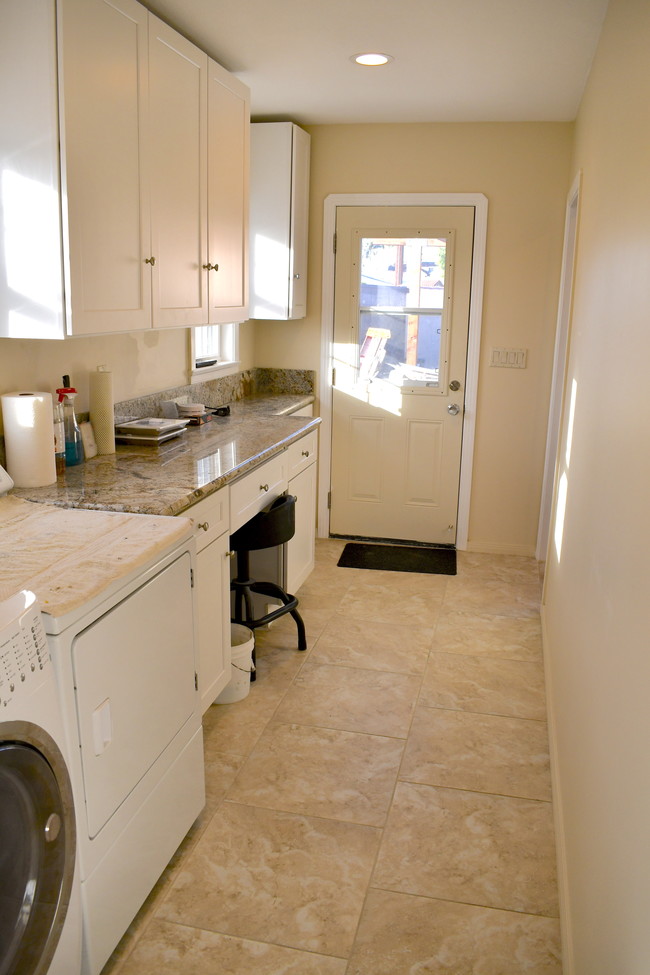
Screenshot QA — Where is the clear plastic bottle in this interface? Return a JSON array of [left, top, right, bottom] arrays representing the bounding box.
[[53, 398, 66, 475], [55, 376, 84, 467]]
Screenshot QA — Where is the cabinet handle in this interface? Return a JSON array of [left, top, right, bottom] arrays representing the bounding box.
[[202, 263, 219, 271], [144, 256, 156, 266], [294, 273, 301, 279], [301, 449, 310, 457], [260, 483, 269, 492], [197, 521, 209, 532], [226, 550, 235, 558]]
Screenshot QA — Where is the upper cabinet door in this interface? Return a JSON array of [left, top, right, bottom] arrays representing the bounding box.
[[59, 0, 152, 335], [249, 122, 311, 321], [148, 17, 208, 329], [207, 59, 250, 324], [287, 125, 310, 320], [0, 0, 65, 340]]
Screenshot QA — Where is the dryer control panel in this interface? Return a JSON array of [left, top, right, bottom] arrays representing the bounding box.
[[0, 589, 50, 709]]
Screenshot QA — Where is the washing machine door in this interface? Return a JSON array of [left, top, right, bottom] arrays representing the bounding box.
[[0, 722, 76, 975]]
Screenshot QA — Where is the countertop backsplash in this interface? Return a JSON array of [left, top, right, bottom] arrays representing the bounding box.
[[114, 368, 314, 421]]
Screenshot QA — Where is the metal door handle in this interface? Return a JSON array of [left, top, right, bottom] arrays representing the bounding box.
[[449, 380, 461, 391], [447, 403, 461, 415]]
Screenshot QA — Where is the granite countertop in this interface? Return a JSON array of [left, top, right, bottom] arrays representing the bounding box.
[[12, 395, 319, 517]]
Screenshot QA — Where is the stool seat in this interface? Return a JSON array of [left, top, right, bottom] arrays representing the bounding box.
[[230, 495, 307, 677]]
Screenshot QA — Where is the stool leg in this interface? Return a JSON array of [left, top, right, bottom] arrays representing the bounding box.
[[291, 607, 307, 651]]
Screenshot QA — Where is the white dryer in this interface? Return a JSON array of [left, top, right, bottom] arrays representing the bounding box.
[[0, 589, 82, 975]]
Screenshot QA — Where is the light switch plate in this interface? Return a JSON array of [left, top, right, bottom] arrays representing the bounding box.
[[490, 347, 528, 368]]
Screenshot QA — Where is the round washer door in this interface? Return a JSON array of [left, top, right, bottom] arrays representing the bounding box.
[[0, 722, 76, 975]]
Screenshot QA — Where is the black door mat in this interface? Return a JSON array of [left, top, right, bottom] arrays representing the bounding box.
[[337, 542, 457, 575]]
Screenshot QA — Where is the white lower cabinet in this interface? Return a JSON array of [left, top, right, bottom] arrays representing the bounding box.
[[286, 460, 317, 594], [186, 488, 231, 712], [285, 428, 319, 594]]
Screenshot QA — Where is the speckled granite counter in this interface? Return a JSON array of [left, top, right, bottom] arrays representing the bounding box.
[[13, 396, 320, 517]]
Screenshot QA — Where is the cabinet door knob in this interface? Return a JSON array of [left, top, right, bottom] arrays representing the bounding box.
[[260, 483, 269, 492], [202, 263, 219, 271], [293, 273, 300, 279], [197, 521, 209, 532], [144, 256, 156, 266], [226, 550, 236, 558], [301, 449, 310, 457]]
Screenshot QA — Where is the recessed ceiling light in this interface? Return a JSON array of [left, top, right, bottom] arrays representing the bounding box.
[[352, 52, 393, 66]]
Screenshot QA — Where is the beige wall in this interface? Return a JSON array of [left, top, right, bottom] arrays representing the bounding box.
[[542, 0, 650, 971], [0, 320, 256, 422], [254, 122, 573, 553]]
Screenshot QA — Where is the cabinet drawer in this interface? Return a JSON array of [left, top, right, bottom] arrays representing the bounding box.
[[184, 487, 230, 552], [230, 452, 288, 533], [287, 429, 318, 480]]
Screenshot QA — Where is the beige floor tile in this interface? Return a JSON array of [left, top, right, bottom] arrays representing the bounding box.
[[337, 580, 445, 627], [420, 651, 547, 720], [297, 561, 360, 598], [314, 537, 348, 564], [274, 660, 420, 737], [373, 781, 558, 916], [227, 721, 404, 826], [157, 801, 380, 956], [202, 694, 279, 756], [311, 614, 433, 674], [202, 738, 249, 810], [400, 707, 552, 800], [116, 919, 348, 975], [443, 576, 541, 618], [433, 610, 543, 661], [456, 552, 542, 586], [347, 889, 562, 975]]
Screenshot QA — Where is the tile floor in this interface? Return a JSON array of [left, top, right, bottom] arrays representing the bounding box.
[[102, 540, 562, 974]]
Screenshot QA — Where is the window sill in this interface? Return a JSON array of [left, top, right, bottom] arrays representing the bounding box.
[[190, 360, 240, 385]]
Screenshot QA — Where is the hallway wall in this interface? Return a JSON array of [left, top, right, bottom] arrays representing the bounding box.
[[542, 0, 650, 970]]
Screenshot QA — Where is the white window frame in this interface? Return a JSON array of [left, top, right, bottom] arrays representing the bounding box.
[[189, 323, 240, 383]]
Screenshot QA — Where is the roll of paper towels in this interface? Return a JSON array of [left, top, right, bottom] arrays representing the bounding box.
[[1, 391, 57, 487], [89, 365, 115, 454]]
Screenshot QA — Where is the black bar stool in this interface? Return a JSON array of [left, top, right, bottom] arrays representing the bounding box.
[[230, 494, 307, 679]]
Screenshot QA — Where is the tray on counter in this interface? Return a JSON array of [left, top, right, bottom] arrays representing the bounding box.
[[114, 418, 190, 444]]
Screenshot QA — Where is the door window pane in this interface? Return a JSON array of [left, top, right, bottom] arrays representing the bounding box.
[[358, 236, 447, 387]]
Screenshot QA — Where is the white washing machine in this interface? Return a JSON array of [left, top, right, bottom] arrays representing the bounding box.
[[0, 588, 82, 975]]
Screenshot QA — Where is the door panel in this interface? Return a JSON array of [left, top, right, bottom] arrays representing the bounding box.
[[330, 206, 474, 545]]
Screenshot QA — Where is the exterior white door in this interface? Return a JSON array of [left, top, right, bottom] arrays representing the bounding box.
[[330, 205, 474, 545]]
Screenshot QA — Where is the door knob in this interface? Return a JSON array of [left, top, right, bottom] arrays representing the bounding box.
[[449, 380, 461, 391], [447, 403, 461, 415]]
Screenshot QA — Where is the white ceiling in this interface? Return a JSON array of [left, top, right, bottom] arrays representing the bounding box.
[[143, 0, 609, 125]]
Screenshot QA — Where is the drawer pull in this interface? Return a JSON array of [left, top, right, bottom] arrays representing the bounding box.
[[260, 483, 269, 492], [301, 450, 310, 457], [197, 521, 209, 532], [226, 550, 236, 558]]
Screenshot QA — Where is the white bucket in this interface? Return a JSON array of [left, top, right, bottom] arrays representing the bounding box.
[[215, 624, 255, 704]]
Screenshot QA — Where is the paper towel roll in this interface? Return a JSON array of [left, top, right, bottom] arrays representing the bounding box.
[[89, 365, 115, 455], [1, 392, 57, 487]]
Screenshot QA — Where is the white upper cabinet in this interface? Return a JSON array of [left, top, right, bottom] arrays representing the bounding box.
[[0, 1, 64, 339], [0, 0, 249, 338], [58, 0, 152, 335], [148, 17, 208, 329], [249, 122, 310, 321], [207, 59, 250, 324]]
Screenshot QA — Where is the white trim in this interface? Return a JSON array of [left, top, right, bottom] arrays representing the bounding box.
[[536, 171, 582, 561], [317, 192, 488, 549]]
